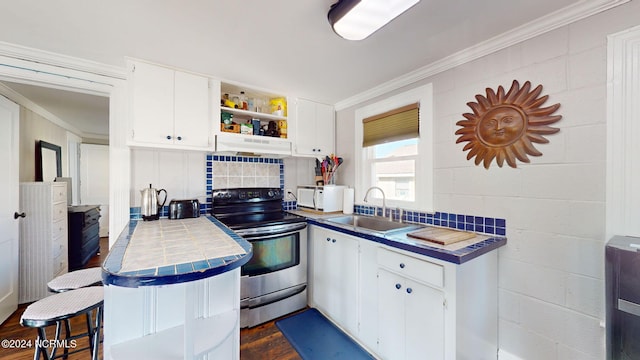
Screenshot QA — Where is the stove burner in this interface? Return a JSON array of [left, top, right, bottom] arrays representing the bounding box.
[[211, 187, 305, 229]]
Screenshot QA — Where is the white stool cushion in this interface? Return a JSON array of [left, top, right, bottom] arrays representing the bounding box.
[[47, 267, 103, 292], [21, 287, 104, 323]]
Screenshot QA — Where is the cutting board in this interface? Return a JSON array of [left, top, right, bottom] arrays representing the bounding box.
[[407, 227, 476, 245]]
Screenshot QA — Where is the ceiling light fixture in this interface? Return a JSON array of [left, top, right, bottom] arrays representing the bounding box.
[[328, 0, 421, 41]]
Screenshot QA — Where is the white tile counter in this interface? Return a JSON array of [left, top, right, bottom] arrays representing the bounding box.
[[101, 216, 252, 360]]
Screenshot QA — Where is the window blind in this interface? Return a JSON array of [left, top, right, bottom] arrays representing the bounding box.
[[362, 103, 419, 147]]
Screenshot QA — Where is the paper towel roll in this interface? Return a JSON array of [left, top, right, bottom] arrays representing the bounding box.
[[343, 188, 354, 214]]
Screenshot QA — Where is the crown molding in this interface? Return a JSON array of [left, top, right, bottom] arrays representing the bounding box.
[[335, 0, 630, 111], [0, 41, 126, 80]]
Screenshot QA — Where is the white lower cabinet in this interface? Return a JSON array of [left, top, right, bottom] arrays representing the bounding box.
[[310, 226, 359, 335], [377, 269, 444, 360], [309, 225, 498, 360]]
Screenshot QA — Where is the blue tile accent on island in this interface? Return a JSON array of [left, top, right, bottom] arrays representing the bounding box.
[[102, 216, 253, 288]]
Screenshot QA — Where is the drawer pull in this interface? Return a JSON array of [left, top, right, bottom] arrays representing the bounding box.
[[14, 212, 26, 219], [395, 283, 402, 290], [406, 288, 413, 294], [332, 239, 336, 243], [326, 237, 331, 242], [399, 263, 405, 269]]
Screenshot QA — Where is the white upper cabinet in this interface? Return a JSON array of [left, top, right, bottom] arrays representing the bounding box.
[[293, 99, 335, 157], [128, 60, 213, 150]]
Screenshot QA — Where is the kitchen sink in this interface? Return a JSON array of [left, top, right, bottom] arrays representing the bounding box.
[[323, 215, 419, 235]]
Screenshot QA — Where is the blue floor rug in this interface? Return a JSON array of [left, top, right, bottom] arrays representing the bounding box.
[[275, 308, 375, 360]]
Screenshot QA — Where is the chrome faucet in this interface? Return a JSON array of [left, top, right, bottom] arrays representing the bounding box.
[[364, 186, 386, 219]]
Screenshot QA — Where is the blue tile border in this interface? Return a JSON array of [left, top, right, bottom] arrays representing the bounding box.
[[352, 205, 506, 237], [307, 218, 506, 265], [102, 216, 253, 288]]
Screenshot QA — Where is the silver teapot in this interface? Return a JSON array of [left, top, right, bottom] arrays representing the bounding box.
[[140, 184, 167, 221]]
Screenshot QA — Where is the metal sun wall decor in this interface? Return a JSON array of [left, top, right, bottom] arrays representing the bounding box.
[[455, 80, 562, 169]]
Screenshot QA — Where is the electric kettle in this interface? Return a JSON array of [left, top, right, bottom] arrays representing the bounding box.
[[140, 184, 167, 221]]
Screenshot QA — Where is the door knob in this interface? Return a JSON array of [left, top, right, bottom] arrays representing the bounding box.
[[14, 212, 26, 219]]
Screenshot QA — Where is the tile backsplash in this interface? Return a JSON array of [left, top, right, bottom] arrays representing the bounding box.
[[131, 154, 284, 219], [207, 155, 282, 191], [205, 155, 284, 212], [130, 154, 506, 237], [353, 205, 506, 236]]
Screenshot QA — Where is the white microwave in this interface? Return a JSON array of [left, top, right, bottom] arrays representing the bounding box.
[[297, 185, 346, 212]]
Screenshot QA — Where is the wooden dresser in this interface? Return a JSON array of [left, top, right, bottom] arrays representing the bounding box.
[[18, 182, 68, 303], [67, 205, 101, 271]]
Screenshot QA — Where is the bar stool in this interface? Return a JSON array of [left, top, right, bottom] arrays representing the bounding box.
[[20, 286, 104, 360], [46, 267, 103, 359], [47, 267, 103, 293]]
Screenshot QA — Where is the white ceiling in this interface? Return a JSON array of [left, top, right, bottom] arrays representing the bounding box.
[[0, 0, 589, 137]]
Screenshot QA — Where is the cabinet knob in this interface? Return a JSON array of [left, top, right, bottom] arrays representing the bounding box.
[[326, 237, 331, 242], [406, 288, 413, 294], [395, 283, 402, 290], [177, 136, 182, 141], [332, 239, 336, 243], [399, 263, 405, 269], [166, 135, 172, 140]]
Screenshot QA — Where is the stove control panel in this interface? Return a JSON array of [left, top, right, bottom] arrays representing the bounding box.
[[212, 188, 282, 203]]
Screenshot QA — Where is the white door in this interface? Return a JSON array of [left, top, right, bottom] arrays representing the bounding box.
[[0, 95, 19, 324], [80, 144, 109, 237]]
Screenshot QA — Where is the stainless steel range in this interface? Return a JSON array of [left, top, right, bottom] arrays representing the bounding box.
[[211, 187, 308, 328]]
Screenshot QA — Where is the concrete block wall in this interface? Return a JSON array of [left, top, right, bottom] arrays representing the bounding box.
[[335, 2, 640, 358], [430, 4, 640, 358]]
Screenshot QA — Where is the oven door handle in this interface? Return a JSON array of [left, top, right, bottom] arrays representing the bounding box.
[[241, 283, 307, 309], [235, 222, 308, 238]]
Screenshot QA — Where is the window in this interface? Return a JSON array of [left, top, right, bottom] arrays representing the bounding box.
[[369, 138, 417, 201], [354, 84, 433, 212]]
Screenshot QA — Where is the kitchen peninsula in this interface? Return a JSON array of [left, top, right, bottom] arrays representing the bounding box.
[[101, 216, 252, 360]]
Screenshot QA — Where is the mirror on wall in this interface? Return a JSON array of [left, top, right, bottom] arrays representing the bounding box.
[[35, 140, 62, 182]]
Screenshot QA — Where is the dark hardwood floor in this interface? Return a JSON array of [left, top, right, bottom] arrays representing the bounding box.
[[0, 237, 300, 359]]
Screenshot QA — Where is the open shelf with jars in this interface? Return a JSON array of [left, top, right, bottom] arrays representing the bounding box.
[[215, 82, 292, 155]]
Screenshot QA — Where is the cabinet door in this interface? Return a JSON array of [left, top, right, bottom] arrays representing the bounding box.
[[311, 227, 359, 334], [294, 99, 334, 156], [174, 71, 211, 147], [377, 268, 406, 359], [404, 278, 444, 360], [294, 99, 318, 155], [131, 62, 175, 145], [314, 102, 335, 155], [328, 232, 359, 334], [377, 269, 445, 360], [312, 229, 332, 312]]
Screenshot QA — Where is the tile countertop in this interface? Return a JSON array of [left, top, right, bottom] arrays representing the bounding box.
[[102, 216, 252, 288], [289, 210, 506, 264]]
